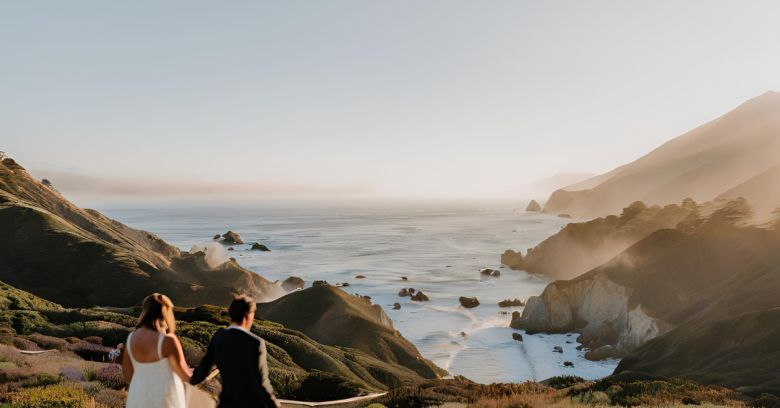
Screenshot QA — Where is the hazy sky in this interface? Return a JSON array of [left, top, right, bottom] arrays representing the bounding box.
[[2, 1, 780, 200]]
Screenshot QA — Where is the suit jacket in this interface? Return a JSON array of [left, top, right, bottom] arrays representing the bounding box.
[[191, 326, 280, 408]]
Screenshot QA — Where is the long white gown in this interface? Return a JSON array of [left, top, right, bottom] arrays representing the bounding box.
[[125, 331, 187, 408]]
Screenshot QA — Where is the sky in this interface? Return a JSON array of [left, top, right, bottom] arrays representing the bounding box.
[[2, 1, 780, 201]]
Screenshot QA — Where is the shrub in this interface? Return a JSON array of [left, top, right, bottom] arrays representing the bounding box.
[[83, 336, 103, 345], [756, 394, 780, 408], [93, 388, 127, 407], [269, 369, 306, 399], [547, 375, 587, 390], [1, 384, 91, 407], [295, 370, 363, 402], [22, 372, 62, 387], [11, 337, 42, 351], [60, 367, 85, 381], [183, 347, 205, 367], [25, 334, 70, 351], [38, 321, 129, 347], [82, 364, 98, 382], [63, 337, 81, 344], [97, 364, 125, 390], [0, 344, 27, 367], [71, 341, 113, 361]]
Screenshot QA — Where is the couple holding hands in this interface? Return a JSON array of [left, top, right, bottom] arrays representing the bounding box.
[[122, 294, 279, 408]]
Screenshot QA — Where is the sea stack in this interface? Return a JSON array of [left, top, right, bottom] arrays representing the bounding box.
[[459, 297, 480, 308], [222, 231, 244, 244], [525, 200, 542, 212]]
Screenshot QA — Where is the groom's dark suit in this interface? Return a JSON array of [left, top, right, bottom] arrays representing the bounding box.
[[191, 326, 280, 408]]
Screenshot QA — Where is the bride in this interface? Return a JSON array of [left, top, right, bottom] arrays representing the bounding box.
[[122, 294, 192, 408]]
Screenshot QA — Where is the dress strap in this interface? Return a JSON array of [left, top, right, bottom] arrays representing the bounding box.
[[126, 331, 135, 362], [156, 332, 164, 360]]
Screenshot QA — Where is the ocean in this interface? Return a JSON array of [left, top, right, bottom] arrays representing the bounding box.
[[99, 200, 619, 383]]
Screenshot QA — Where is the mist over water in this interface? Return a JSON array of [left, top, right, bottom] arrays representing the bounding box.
[[100, 201, 619, 383]]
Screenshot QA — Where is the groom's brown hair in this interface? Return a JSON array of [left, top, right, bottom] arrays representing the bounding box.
[[229, 295, 256, 323]]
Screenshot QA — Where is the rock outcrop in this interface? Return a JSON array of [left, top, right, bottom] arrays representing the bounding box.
[[312, 280, 330, 287], [510, 207, 780, 394], [411, 291, 430, 302], [458, 297, 480, 308], [281, 276, 305, 291], [251, 243, 271, 251], [480, 268, 500, 277], [500, 250, 526, 271], [498, 299, 524, 307], [222, 231, 244, 244], [525, 200, 542, 212]]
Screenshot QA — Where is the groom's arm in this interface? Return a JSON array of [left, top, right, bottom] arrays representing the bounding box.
[[191, 332, 218, 385], [251, 339, 281, 408]]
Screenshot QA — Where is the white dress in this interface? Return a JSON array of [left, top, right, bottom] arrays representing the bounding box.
[[126, 331, 186, 408]]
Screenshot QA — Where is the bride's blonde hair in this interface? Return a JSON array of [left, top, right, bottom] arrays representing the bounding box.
[[136, 294, 176, 334]]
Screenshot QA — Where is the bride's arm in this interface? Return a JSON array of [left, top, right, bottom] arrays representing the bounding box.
[[121, 339, 134, 383], [163, 335, 193, 383]]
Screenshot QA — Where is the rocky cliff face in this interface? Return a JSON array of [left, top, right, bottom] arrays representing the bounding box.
[[508, 200, 693, 279], [0, 157, 289, 307], [510, 202, 780, 392]]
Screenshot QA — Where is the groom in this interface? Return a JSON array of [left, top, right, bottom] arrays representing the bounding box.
[[191, 295, 280, 408]]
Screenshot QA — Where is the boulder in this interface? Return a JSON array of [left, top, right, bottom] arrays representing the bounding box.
[[398, 288, 410, 297], [355, 275, 366, 279], [411, 291, 429, 302], [408, 288, 416, 295], [337, 282, 350, 287], [480, 268, 501, 277], [498, 299, 524, 307], [251, 243, 271, 251], [557, 214, 572, 219], [525, 200, 542, 212], [281, 276, 305, 291], [228, 247, 234, 251], [458, 297, 480, 308], [563, 361, 574, 367], [584, 345, 616, 361], [213, 234, 221, 240], [401, 277, 408, 281], [222, 231, 244, 244], [500, 250, 526, 270], [392, 303, 401, 310], [312, 280, 330, 287], [553, 346, 563, 353], [512, 333, 523, 342], [578, 321, 616, 350]]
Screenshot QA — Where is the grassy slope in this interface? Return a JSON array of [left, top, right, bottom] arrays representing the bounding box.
[[0, 279, 430, 399], [256, 286, 447, 379], [0, 157, 281, 308]]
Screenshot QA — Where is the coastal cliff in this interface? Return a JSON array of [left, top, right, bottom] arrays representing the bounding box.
[[511, 200, 780, 392], [541, 91, 780, 219], [0, 157, 288, 307], [508, 200, 693, 280]]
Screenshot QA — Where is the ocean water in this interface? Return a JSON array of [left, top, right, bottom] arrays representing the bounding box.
[[99, 201, 618, 383]]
